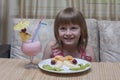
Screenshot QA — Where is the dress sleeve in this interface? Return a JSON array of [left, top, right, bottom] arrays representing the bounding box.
[[80, 48, 92, 62]]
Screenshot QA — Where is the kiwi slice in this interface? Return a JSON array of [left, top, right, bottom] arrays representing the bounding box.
[[69, 63, 90, 71], [42, 65, 63, 71]]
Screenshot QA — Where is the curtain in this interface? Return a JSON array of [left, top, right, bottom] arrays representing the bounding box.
[[0, 0, 120, 44], [17, 0, 120, 20], [0, 0, 9, 44]]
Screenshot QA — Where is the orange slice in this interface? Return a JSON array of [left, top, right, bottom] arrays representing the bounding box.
[[19, 32, 31, 42]]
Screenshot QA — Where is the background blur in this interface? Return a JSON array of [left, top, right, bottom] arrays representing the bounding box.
[[0, 0, 120, 44]]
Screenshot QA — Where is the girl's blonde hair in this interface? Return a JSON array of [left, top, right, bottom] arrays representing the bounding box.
[[54, 7, 88, 51]]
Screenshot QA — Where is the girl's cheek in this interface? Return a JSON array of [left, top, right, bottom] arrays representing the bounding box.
[[59, 32, 65, 36]]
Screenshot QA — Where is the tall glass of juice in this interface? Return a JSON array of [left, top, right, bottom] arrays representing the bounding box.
[[21, 40, 41, 69]]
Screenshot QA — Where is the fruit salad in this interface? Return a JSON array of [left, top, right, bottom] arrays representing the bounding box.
[[42, 55, 90, 71]]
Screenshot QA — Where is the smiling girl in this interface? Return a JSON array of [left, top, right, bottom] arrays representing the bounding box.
[[42, 7, 96, 62]]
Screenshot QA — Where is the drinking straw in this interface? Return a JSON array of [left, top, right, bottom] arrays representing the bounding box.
[[31, 17, 44, 42]]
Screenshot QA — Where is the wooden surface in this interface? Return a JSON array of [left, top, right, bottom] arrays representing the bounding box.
[[0, 58, 120, 80]]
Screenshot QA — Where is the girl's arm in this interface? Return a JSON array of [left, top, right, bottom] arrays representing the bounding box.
[[86, 46, 96, 62], [42, 40, 56, 60]]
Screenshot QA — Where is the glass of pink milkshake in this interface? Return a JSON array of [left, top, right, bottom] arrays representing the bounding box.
[[21, 40, 41, 69]]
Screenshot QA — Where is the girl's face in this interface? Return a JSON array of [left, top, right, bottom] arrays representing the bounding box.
[[58, 24, 81, 46]]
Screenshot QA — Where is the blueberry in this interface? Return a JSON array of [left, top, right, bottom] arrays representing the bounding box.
[[21, 28, 26, 32], [72, 59, 77, 64], [51, 60, 56, 65]]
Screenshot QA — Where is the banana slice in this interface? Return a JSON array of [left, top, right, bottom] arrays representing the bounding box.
[[53, 61, 63, 68], [63, 60, 80, 68]]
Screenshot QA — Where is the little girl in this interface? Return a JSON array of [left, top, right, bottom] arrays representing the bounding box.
[[42, 7, 96, 62]]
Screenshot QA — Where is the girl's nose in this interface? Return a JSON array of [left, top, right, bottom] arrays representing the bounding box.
[[65, 29, 71, 35]]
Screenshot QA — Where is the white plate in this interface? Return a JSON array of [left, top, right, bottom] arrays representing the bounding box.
[[38, 58, 91, 74]]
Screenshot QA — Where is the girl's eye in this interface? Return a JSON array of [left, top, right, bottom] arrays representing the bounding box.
[[59, 27, 66, 31], [71, 27, 78, 30]]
